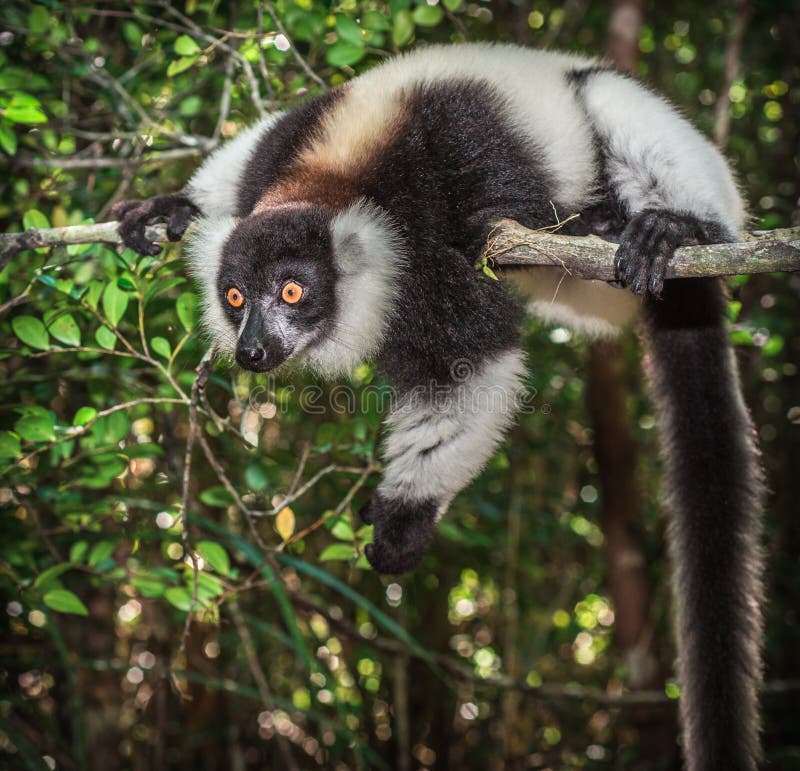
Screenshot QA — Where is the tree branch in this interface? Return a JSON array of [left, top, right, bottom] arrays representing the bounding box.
[[485, 220, 800, 279], [2, 219, 797, 279]]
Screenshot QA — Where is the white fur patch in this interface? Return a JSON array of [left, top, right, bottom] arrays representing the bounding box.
[[306, 44, 599, 212], [187, 114, 282, 218], [301, 200, 406, 377], [379, 348, 528, 509], [579, 71, 746, 234], [183, 215, 239, 355], [506, 267, 640, 337]]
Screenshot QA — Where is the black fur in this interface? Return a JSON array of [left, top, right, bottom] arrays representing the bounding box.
[[359, 80, 555, 391], [616, 209, 731, 295], [643, 275, 764, 771], [235, 89, 343, 216], [112, 63, 765, 768], [360, 493, 438, 574], [110, 192, 199, 256]]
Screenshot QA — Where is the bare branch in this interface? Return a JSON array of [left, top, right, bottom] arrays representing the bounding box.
[[4, 219, 797, 280], [714, 0, 753, 149], [15, 147, 205, 170], [486, 220, 800, 279]]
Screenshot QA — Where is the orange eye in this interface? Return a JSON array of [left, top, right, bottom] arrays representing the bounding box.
[[226, 287, 244, 308], [281, 281, 304, 304]]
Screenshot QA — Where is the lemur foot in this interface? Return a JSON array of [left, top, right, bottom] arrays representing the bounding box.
[[614, 209, 726, 297], [360, 494, 438, 575], [111, 193, 199, 256]]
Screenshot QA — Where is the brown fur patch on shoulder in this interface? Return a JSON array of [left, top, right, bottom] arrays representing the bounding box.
[[254, 83, 409, 212]]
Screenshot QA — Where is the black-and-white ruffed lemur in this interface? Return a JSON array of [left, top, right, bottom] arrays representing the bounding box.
[[113, 45, 764, 770]]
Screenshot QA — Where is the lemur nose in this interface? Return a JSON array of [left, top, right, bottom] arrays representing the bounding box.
[[236, 345, 266, 368]]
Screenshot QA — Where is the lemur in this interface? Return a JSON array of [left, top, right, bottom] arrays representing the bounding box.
[[113, 45, 764, 771]]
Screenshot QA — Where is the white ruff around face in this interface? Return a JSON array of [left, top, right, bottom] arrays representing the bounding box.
[[301, 200, 406, 378], [183, 215, 239, 356]]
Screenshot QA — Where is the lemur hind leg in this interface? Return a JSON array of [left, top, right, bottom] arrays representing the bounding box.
[[111, 192, 200, 255], [615, 209, 731, 297], [362, 348, 528, 575]]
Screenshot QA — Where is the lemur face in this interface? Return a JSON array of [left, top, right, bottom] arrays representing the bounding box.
[[217, 206, 338, 372]]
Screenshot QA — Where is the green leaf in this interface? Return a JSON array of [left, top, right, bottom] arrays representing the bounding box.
[[69, 541, 88, 563], [174, 35, 201, 56], [15, 413, 56, 442], [335, 15, 364, 46], [443, 0, 462, 11], [164, 586, 195, 612], [84, 280, 104, 310], [4, 94, 47, 125], [94, 411, 129, 444], [330, 519, 354, 541], [319, 543, 357, 562], [23, 209, 49, 230], [762, 335, 784, 356], [122, 21, 143, 49], [43, 589, 88, 616], [179, 95, 203, 117], [151, 336, 172, 359], [88, 540, 115, 567], [143, 275, 186, 306], [392, 9, 414, 46], [132, 575, 166, 597], [73, 406, 97, 426], [176, 292, 196, 332], [94, 326, 117, 350], [362, 10, 391, 30], [196, 572, 224, 600], [0, 432, 21, 458], [326, 42, 366, 68], [27, 5, 50, 36], [46, 312, 81, 346], [197, 541, 231, 576], [102, 282, 129, 326], [167, 56, 199, 77], [245, 462, 270, 491], [0, 120, 17, 155], [200, 486, 234, 507], [33, 563, 73, 592], [412, 5, 444, 26], [12, 315, 49, 350], [122, 442, 165, 459]]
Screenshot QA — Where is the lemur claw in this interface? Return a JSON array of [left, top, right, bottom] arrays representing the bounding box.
[[361, 493, 438, 575], [614, 209, 711, 298], [111, 193, 199, 255]]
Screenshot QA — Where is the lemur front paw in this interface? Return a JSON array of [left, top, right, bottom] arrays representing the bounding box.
[[615, 209, 710, 297], [359, 494, 438, 575], [111, 193, 199, 256]]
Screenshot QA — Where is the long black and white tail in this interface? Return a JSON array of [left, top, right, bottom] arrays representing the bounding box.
[[643, 277, 764, 771]]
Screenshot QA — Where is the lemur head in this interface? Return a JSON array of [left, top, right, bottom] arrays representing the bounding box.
[[186, 200, 405, 377], [217, 205, 337, 372]]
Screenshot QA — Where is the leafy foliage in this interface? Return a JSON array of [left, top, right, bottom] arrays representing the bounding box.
[[0, 1, 798, 769]]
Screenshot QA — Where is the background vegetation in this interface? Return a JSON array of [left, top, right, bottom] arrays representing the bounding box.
[[0, 1, 798, 769]]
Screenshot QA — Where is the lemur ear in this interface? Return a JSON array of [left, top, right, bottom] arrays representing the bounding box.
[[329, 199, 406, 273]]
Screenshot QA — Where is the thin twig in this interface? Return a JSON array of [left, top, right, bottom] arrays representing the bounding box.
[[714, 0, 753, 149], [229, 600, 300, 771], [263, 2, 327, 89], [171, 356, 211, 685], [15, 147, 205, 170]]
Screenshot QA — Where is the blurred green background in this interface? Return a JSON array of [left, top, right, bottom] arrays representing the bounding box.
[[0, 1, 798, 769]]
